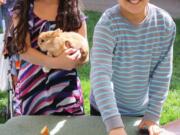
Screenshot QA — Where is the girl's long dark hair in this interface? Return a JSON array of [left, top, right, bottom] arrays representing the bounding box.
[[5, 0, 83, 56]]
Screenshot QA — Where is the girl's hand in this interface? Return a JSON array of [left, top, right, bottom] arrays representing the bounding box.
[[66, 48, 81, 61], [52, 48, 81, 70], [109, 128, 127, 135], [138, 120, 163, 135]]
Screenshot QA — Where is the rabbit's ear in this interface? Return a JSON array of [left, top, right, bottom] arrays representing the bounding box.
[[55, 28, 63, 33], [65, 41, 72, 48], [52, 29, 62, 37]]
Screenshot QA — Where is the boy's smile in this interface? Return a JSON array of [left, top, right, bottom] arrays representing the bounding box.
[[127, 0, 141, 5]]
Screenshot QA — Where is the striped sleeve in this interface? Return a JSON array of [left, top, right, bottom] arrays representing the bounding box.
[[90, 14, 124, 131], [143, 21, 176, 122]]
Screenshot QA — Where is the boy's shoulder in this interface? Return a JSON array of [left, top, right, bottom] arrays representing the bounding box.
[[149, 4, 175, 28], [97, 4, 120, 25], [104, 4, 120, 17]]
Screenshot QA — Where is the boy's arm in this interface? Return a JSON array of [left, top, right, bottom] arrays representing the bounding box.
[[90, 15, 124, 132], [143, 22, 176, 123]]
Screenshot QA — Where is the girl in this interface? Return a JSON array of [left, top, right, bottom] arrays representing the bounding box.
[[4, 0, 88, 116]]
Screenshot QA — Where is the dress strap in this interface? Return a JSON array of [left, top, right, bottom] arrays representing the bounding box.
[[28, 1, 35, 31]]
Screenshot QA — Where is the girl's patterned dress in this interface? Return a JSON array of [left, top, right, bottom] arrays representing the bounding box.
[[12, 2, 84, 116]]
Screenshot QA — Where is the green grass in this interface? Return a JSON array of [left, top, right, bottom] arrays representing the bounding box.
[[78, 11, 101, 114], [0, 12, 180, 125], [0, 28, 2, 33], [161, 90, 180, 125], [170, 20, 180, 91], [160, 19, 180, 124], [0, 92, 8, 123]]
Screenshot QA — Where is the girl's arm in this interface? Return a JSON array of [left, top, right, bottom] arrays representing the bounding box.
[[77, 20, 87, 39], [20, 42, 79, 70], [20, 32, 79, 70]]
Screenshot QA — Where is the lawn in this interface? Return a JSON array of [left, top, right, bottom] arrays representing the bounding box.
[[0, 11, 180, 125], [78, 11, 102, 114], [160, 18, 180, 125]]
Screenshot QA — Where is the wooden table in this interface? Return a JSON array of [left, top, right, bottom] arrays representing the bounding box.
[[0, 116, 143, 135]]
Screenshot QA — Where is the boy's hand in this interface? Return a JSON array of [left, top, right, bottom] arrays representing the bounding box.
[[138, 120, 163, 135], [109, 128, 127, 135]]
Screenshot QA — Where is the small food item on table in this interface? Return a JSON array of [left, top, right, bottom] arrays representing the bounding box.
[[40, 126, 49, 135]]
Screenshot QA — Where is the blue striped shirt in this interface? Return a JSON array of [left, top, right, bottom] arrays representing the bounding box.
[[90, 3, 176, 131]]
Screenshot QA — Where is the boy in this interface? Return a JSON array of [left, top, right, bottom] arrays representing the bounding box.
[[90, 0, 176, 135]]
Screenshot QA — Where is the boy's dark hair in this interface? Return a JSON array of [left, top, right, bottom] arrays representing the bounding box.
[[4, 0, 83, 56]]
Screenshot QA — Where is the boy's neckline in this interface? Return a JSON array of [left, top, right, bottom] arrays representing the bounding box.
[[119, 4, 152, 28]]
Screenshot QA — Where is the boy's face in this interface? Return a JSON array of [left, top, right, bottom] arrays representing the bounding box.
[[118, 0, 149, 15]]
